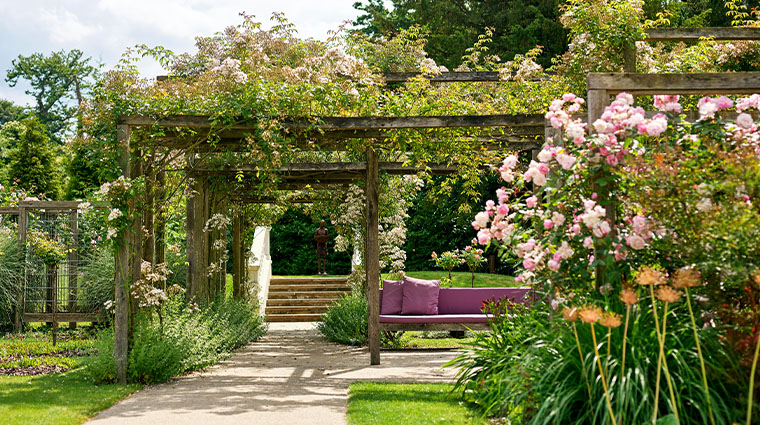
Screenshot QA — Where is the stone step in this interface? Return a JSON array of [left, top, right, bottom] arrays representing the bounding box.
[[269, 284, 351, 292], [267, 298, 340, 307], [270, 277, 348, 285], [266, 305, 329, 315], [267, 290, 349, 300], [266, 313, 323, 322]]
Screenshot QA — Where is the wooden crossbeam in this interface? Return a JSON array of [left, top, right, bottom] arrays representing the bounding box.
[[188, 161, 462, 177], [587, 72, 760, 95], [645, 27, 760, 41], [120, 113, 545, 132]]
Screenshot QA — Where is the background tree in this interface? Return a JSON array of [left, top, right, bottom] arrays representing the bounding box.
[[7, 117, 61, 199], [352, 0, 568, 69], [5, 49, 98, 143], [0, 99, 27, 126]]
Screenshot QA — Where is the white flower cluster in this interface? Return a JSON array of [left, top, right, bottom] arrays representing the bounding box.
[[209, 58, 248, 83], [204, 213, 231, 232], [132, 261, 171, 308]]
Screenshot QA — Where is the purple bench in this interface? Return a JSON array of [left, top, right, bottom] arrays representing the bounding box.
[[378, 287, 532, 331]]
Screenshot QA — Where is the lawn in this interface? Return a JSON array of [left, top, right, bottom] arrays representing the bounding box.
[[399, 271, 517, 288], [347, 382, 487, 425], [386, 331, 475, 349], [0, 330, 140, 425], [0, 368, 139, 425]]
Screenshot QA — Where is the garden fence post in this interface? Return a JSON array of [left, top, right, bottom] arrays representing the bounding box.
[[366, 147, 380, 365], [14, 207, 27, 333], [114, 123, 131, 385], [623, 43, 637, 72], [68, 210, 78, 329], [587, 88, 612, 290]]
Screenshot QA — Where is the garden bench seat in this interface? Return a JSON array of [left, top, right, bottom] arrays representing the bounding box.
[[378, 287, 531, 331]]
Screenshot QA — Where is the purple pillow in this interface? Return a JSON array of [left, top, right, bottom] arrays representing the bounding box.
[[380, 280, 404, 315], [401, 276, 440, 315]]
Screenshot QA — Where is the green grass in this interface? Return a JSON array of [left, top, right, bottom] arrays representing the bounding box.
[[0, 331, 96, 370], [395, 271, 517, 288], [392, 331, 475, 349], [347, 382, 488, 425], [0, 367, 139, 425]]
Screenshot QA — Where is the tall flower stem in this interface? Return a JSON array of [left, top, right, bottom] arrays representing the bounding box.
[[747, 326, 760, 425], [685, 287, 716, 425], [650, 284, 664, 424], [618, 304, 631, 425], [659, 302, 680, 424], [573, 322, 593, 402], [591, 323, 618, 425], [606, 328, 612, 377]]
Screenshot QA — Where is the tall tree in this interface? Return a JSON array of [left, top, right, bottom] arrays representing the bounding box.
[[352, 0, 568, 69], [7, 117, 60, 199], [0, 99, 27, 126], [5, 49, 97, 143]]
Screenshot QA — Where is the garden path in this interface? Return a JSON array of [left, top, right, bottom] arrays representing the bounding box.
[[87, 323, 458, 425]]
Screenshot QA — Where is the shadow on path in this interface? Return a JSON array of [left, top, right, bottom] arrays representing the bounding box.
[[87, 323, 458, 425]]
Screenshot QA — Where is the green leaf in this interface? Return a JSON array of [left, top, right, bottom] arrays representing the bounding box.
[[656, 414, 678, 425]]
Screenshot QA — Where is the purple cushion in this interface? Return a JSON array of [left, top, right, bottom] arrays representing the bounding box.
[[380, 280, 404, 315], [400, 276, 440, 315]]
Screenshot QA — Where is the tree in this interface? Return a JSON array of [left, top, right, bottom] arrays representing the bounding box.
[[6, 50, 98, 143], [0, 99, 27, 126], [352, 0, 568, 69], [7, 117, 60, 199]]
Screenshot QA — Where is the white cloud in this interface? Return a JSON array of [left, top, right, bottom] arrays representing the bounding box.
[[0, 0, 361, 106]]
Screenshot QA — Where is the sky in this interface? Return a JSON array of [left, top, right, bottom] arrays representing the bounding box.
[[0, 0, 364, 106]]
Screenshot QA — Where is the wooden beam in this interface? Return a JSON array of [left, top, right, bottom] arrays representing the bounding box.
[[120, 114, 546, 132], [23, 313, 100, 323], [645, 27, 760, 41], [366, 147, 380, 366], [114, 124, 130, 385], [587, 72, 760, 95]]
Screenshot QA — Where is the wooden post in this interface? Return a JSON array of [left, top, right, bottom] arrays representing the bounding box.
[[587, 89, 612, 290], [623, 43, 636, 73], [365, 147, 380, 365], [142, 159, 155, 265], [14, 207, 27, 333], [68, 210, 78, 329], [114, 124, 130, 385], [154, 167, 166, 267], [232, 213, 242, 299], [186, 173, 207, 301]]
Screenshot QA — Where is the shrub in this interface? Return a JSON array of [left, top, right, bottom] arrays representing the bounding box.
[[87, 295, 266, 384], [449, 299, 747, 425], [0, 228, 21, 330], [317, 292, 368, 346]]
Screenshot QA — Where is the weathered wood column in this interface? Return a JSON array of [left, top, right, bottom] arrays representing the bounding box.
[[365, 147, 380, 365], [142, 158, 155, 266], [232, 213, 243, 299], [14, 207, 27, 333], [114, 124, 131, 384], [587, 87, 611, 290], [154, 167, 166, 267], [186, 170, 208, 301], [68, 210, 78, 329]]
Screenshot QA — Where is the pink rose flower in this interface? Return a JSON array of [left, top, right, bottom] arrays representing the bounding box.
[[526, 196, 538, 208], [543, 219, 553, 230], [523, 258, 536, 270]]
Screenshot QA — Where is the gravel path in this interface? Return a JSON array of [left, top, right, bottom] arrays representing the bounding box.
[[87, 323, 458, 425]]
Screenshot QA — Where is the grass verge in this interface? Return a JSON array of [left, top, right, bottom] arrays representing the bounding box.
[[0, 364, 139, 425], [347, 382, 487, 425], [393, 271, 516, 288], [390, 331, 475, 349]]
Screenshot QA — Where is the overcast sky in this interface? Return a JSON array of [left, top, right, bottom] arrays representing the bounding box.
[[0, 0, 364, 106]]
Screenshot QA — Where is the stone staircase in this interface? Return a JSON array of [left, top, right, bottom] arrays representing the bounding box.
[[265, 277, 351, 322]]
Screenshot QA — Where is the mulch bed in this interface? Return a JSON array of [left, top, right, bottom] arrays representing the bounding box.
[[0, 364, 70, 376]]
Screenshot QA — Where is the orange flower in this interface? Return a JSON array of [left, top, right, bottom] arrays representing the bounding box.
[[635, 266, 666, 286], [672, 267, 701, 289], [752, 269, 760, 289], [655, 286, 683, 303], [599, 312, 622, 328], [562, 307, 578, 322], [578, 305, 603, 324], [619, 288, 639, 305]]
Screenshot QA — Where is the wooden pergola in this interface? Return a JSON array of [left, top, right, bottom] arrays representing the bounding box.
[[109, 26, 760, 382]]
